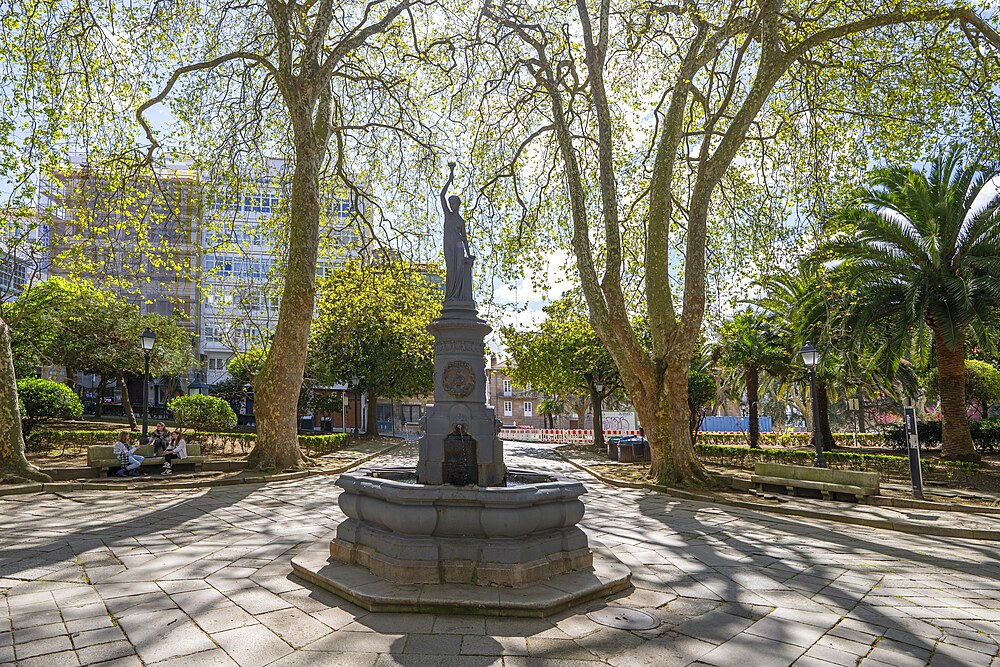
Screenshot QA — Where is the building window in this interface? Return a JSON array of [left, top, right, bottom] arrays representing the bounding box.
[[523, 402, 533, 416], [502, 379, 512, 396], [503, 401, 513, 417], [207, 357, 230, 371], [401, 404, 422, 424]]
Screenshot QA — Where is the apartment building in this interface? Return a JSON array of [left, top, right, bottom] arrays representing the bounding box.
[[37, 154, 365, 395], [485, 357, 555, 429], [40, 154, 202, 331]]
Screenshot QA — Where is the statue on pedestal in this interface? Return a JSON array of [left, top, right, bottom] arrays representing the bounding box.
[[441, 159, 475, 303]]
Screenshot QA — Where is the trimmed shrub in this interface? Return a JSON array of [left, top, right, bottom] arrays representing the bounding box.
[[695, 432, 884, 448], [693, 442, 979, 483], [880, 419, 1000, 453], [167, 395, 238, 433], [298, 433, 350, 455], [17, 378, 84, 438]]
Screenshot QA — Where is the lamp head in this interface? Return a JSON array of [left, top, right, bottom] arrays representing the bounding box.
[[799, 341, 819, 368], [140, 327, 156, 352]]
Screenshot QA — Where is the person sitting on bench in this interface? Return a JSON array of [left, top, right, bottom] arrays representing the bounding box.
[[113, 431, 143, 477], [148, 422, 170, 455], [161, 431, 187, 475]]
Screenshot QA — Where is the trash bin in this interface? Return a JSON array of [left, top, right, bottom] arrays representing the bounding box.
[[617, 443, 636, 463]]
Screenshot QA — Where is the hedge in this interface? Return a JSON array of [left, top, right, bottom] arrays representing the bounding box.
[[880, 419, 1000, 453], [694, 443, 979, 483], [28, 429, 350, 457], [695, 432, 884, 448]]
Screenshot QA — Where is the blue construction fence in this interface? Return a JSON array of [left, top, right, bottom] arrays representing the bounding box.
[[698, 416, 772, 433]]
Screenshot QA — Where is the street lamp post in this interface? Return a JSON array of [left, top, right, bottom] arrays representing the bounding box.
[[594, 381, 608, 458], [351, 374, 360, 436], [140, 328, 156, 442], [799, 341, 826, 468]]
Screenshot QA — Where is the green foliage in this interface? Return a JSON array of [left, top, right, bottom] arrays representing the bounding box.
[[688, 369, 716, 443], [298, 433, 350, 455], [827, 146, 1000, 355], [228, 348, 269, 382], [10, 277, 195, 382], [696, 432, 886, 448], [881, 419, 1000, 454], [693, 443, 979, 482], [502, 295, 622, 397], [926, 360, 1000, 412], [717, 311, 786, 376], [167, 395, 238, 433], [311, 262, 440, 402], [15, 378, 84, 437]]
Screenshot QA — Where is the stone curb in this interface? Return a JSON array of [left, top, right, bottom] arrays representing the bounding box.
[[0, 441, 403, 497], [554, 450, 1000, 542]]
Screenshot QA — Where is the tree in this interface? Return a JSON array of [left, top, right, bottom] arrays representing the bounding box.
[[687, 369, 716, 447], [478, 0, 1000, 485], [310, 262, 439, 436], [717, 311, 785, 449], [16, 378, 84, 439], [502, 296, 623, 452], [10, 278, 195, 427], [167, 395, 238, 433], [827, 146, 1000, 461], [136, 0, 440, 470], [538, 397, 565, 429], [927, 359, 1000, 420]]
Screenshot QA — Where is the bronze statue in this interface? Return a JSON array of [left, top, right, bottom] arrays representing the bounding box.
[[441, 159, 475, 302]]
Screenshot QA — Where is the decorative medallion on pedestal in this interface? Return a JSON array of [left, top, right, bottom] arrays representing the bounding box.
[[442, 361, 476, 397]]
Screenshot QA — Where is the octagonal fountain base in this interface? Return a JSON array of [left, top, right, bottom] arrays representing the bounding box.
[[290, 467, 632, 616]]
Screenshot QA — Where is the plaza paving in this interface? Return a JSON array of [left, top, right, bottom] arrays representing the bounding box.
[[1, 441, 999, 666]]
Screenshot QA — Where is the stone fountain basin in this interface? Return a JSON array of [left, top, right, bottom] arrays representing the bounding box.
[[336, 467, 586, 540]]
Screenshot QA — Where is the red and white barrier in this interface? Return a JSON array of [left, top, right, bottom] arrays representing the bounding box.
[[499, 428, 642, 443]]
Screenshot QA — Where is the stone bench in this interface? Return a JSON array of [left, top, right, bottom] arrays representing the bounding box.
[[87, 443, 205, 476], [751, 462, 879, 503]]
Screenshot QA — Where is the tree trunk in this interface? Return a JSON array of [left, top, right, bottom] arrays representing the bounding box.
[[366, 393, 378, 436], [746, 365, 760, 449], [934, 327, 978, 461], [590, 384, 605, 454], [817, 381, 834, 452], [247, 124, 320, 470], [118, 375, 138, 430], [95, 380, 107, 419], [0, 317, 50, 482], [646, 361, 710, 486], [791, 394, 810, 432], [857, 391, 866, 432]]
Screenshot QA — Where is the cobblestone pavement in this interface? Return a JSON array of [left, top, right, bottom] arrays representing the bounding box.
[[2, 441, 999, 667]]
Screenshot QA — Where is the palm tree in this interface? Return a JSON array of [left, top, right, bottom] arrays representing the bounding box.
[[717, 310, 786, 449], [827, 145, 1000, 461]]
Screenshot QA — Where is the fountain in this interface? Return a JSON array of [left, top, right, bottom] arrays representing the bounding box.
[[292, 161, 630, 616]]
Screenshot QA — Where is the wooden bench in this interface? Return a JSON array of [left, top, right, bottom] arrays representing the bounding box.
[[751, 463, 879, 503], [87, 444, 205, 476]]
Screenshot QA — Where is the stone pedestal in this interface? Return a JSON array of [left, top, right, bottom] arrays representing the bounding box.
[[416, 300, 505, 486]]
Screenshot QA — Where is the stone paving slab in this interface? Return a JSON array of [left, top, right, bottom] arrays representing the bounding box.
[[1, 440, 999, 666]]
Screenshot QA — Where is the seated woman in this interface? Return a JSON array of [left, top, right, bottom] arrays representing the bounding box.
[[161, 431, 187, 475], [113, 431, 143, 477]]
